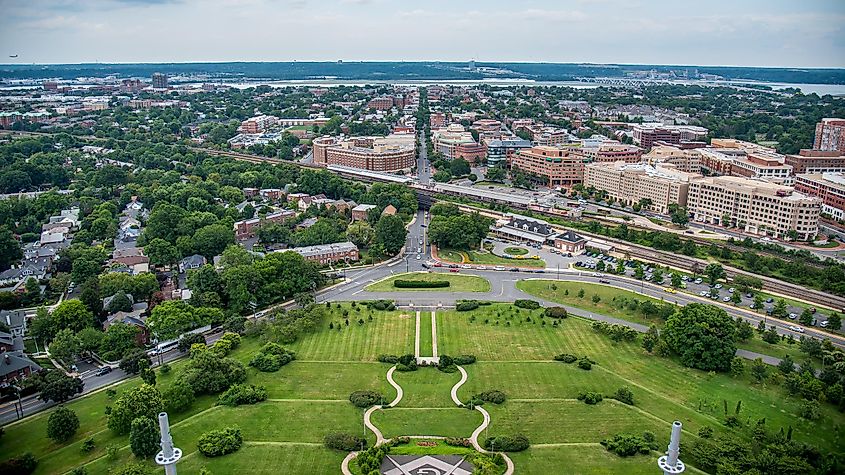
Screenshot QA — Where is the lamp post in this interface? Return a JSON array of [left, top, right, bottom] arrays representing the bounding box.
[[657, 421, 685, 475], [155, 412, 182, 475]]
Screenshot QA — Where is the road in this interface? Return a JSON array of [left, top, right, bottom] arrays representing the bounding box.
[[0, 331, 224, 426]]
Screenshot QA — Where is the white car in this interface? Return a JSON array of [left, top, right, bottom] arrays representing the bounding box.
[[788, 313, 797, 320], [461, 264, 472, 269], [694, 278, 703, 284], [416, 254, 421, 260], [788, 325, 805, 333], [722, 296, 731, 302], [699, 291, 708, 297], [820, 321, 829, 328], [714, 283, 723, 289], [728, 287, 735, 293], [477, 265, 487, 270]]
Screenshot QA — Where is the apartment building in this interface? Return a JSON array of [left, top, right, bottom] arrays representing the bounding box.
[[367, 97, 394, 110], [234, 210, 296, 240], [785, 149, 845, 174], [794, 172, 845, 220], [312, 135, 415, 172], [284, 241, 359, 265], [631, 124, 709, 149], [644, 145, 702, 173], [687, 176, 821, 240], [239, 115, 278, 134], [814, 118, 845, 153], [511, 146, 588, 189], [583, 161, 700, 213], [582, 143, 643, 163]]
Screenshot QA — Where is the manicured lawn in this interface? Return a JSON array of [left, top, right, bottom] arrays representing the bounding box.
[[371, 408, 482, 439], [438, 248, 546, 268], [392, 367, 462, 407], [438, 249, 467, 263], [504, 246, 528, 255], [179, 443, 345, 475], [419, 312, 433, 358], [509, 445, 660, 475], [365, 272, 491, 292]]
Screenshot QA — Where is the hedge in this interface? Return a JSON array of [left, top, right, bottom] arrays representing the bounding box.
[[456, 301, 480, 312], [393, 279, 450, 288], [553, 353, 577, 363], [377, 354, 399, 364], [324, 432, 367, 451], [349, 390, 384, 408], [601, 432, 657, 457], [453, 355, 476, 365], [577, 391, 603, 405], [514, 299, 541, 310], [545, 307, 568, 319], [197, 426, 243, 457], [249, 343, 296, 372], [483, 434, 530, 452], [365, 300, 395, 311], [217, 384, 267, 407]]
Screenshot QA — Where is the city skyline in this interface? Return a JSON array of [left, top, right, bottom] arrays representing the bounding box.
[[1, 0, 844, 68]]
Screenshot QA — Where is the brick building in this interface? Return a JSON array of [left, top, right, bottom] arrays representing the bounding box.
[[511, 146, 588, 189]]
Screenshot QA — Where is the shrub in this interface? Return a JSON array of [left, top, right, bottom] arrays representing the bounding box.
[[217, 384, 267, 407], [197, 426, 243, 457], [0, 452, 37, 475], [475, 390, 506, 404], [577, 357, 594, 370], [129, 417, 160, 458], [249, 343, 296, 372], [47, 405, 79, 443], [396, 354, 418, 371], [377, 354, 399, 364], [177, 333, 205, 352], [111, 463, 154, 475], [544, 307, 568, 319], [698, 426, 714, 439], [553, 353, 578, 363], [456, 300, 480, 312], [159, 363, 171, 375], [163, 379, 195, 413], [577, 391, 603, 405], [613, 387, 634, 405], [349, 390, 384, 408], [393, 279, 450, 288], [514, 299, 540, 310], [601, 432, 658, 457], [324, 432, 367, 451], [453, 354, 476, 365], [483, 434, 530, 452], [445, 437, 472, 447], [80, 437, 96, 454], [365, 300, 395, 311]]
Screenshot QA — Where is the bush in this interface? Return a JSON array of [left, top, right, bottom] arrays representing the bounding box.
[[396, 354, 418, 371], [365, 300, 395, 311], [553, 353, 578, 363], [377, 354, 398, 364], [163, 379, 195, 413], [47, 405, 79, 443], [453, 354, 476, 365], [456, 300, 480, 312], [483, 434, 530, 452], [577, 357, 594, 370], [324, 432, 367, 451], [177, 333, 205, 352], [217, 384, 267, 407], [349, 390, 384, 408], [197, 426, 243, 457], [159, 363, 171, 375], [545, 307, 568, 319], [613, 387, 634, 405], [698, 426, 714, 439], [129, 417, 160, 458], [81, 437, 96, 454], [577, 391, 603, 405], [111, 463, 154, 475], [445, 437, 472, 447], [393, 279, 450, 288], [601, 432, 657, 457], [475, 390, 507, 404], [0, 452, 37, 475], [249, 343, 296, 372], [514, 299, 540, 310]]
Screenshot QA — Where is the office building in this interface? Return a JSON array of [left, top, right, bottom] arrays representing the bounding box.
[[584, 161, 700, 213], [511, 146, 589, 189], [631, 124, 708, 149], [814, 118, 845, 153], [582, 143, 643, 163], [687, 176, 820, 240], [483, 137, 531, 167], [785, 149, 845, 174], [312, 134, 415, 172], [644, 145, 702, 173], [151, 72, 168, 89], [794, 172, 845, 221], [432, 124, 486, 163], [233, 210, 295, 240]]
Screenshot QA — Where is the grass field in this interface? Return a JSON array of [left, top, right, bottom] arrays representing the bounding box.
[[365, 272, 491, 292], [419, 312, 433, 358], [504, 246, 528, 255], [4, 302, 843, 475], [438, 248, 546, 268], [516, 279, 817, 365]]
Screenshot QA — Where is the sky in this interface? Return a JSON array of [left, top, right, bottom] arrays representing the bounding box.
[[1, 0, 844, 67]]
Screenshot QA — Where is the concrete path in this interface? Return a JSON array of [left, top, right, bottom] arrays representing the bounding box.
[[386, 365, 403, 407], [451, 366, 468, 406]]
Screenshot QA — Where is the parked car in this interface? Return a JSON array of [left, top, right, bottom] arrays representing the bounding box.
[[765, 298, 774, 303], [788, 313, 797, 320], [95, 367, 113, 377]]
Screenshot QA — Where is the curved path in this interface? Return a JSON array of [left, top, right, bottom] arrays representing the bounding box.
[[453, 366, 515, 475], [385, 365, 404, 407]]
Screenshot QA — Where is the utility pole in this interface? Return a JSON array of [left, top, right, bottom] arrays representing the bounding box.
[[155, 412, 182, 475], [657, 421, 685, 475]]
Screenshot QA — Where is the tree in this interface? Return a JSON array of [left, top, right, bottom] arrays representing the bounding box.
[[119, 349, 152, 375], [192, 224, 234, 260], [49, 329, 80, 365], [145, 238, 180, 268], [79, 277, 103, 318], [485, 166, 506, 182], [23, 277, 41, 305], [735, 318, 754, 341], [671, 273, 682, 288], [730, 290, 742, 305], [668, 203, 689, 226], [772, 299, 788, 318], [107, 292, 133, 314], [99, 322, 140, 360], [827, 312, 842, 331], [108, 384, 164, 435], [47, 405, 79, 443], [449, 158, 471, 177], [663, 303, 736, 372], [0, 226, 23, 271], [750, 358, 768, 382], [778, 355, 795, 375], [162, 379, 195, 413], [345, 221, 374, 248], [147, 301, 216, 341], [642, 325, 660, 353], [373, 214, 407, 256], [799, 308, 814, 326], [704, 263, 724, 286], [51, 299, 94, 333], [36, 370, 84, 403], [129, 417, 160, 458]]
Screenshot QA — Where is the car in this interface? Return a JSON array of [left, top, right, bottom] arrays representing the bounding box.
[[95, 367, 113, 377], [788, 313, 797, 320], [599, 279, 611, 284], [448, 264, 458, 269], [477, 265, 487, 270], [714, 283, 722, 289], [765, 298, 774, 303], [593, 272, 603, 277], [722, 296, 731, 302], [699, 290, 708, 296], [694, 278, 703, 284], [749, 303, 756, 309], [534, 269, 545, 273], [449, 268, 460, 273], [420, 224, 426, 228], [789, 325, 805, 333], [433, 263, 442, 267], [664, 287, 676, 294], [575, 261, 583, 267], [681, 276, 690, 281], [728, 287, 735, 293], [745, 293, 753, 298], [509, 268, 519, 272], [416, 254, 421, 260], [461, 264, 472, 269], [821, 321, 829, 328], [494, 266, 505, 271], [422, 262, 430, 269], [711, 294, 719, 300]]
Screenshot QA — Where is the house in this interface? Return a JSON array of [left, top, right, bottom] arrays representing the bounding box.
[[553, 230, 587, 255], [259, 188, 285, 201], [0, 259, 50, 288], [179, 254, 207, 273], [331, 199, 356, 213], [233, 209, 296, 240], [491, 214, 556, 245], [0, 352, 42, 384], [281, 241, 359, 265], [297, 194, 328, 212], [287, 192, 309, 204], [39, 227, 69, 245], [381, 204, 397, 216], [112, 247, 145, 259], [296, 217, 319, 230], [103, 292, 135, 311], [0, 331, 23, 352], [351, 204, 377, 221], [243, 188, 259, 198], [108, 255, 150, 274], [0, 310, 28, 337]]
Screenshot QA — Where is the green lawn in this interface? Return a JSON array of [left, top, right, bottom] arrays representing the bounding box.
[[392, 367, 461, 407], [365, 272, 491, 292], [438, 248, 546, 268], [509, 445, 662, 475], [504, 246, 528, 256], [419, 312, 433, 358], [371, 408, 482, 439]]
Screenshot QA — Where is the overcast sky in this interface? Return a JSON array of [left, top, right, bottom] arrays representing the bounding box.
[[1, 0, 844, 67]]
